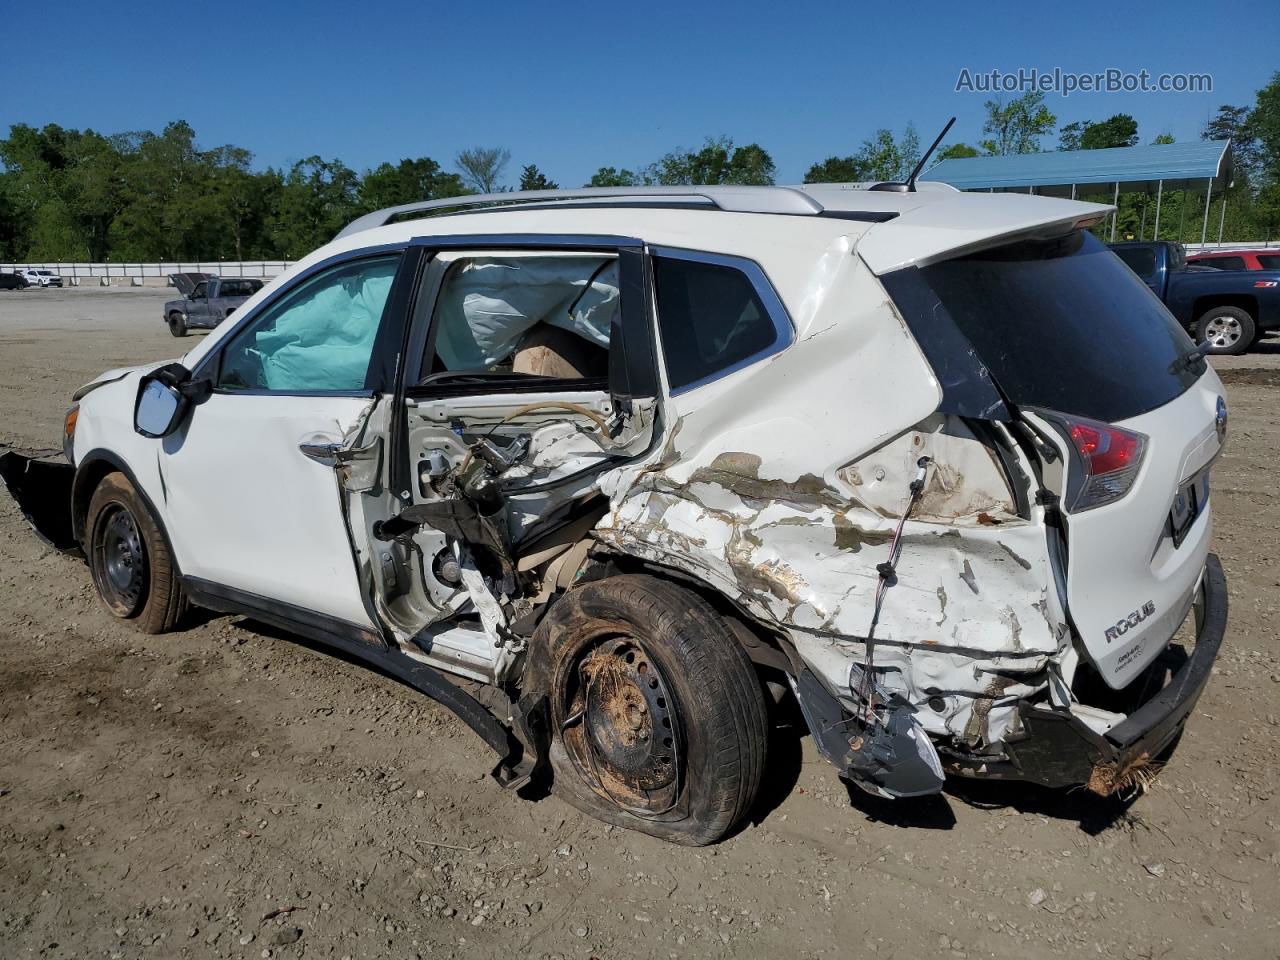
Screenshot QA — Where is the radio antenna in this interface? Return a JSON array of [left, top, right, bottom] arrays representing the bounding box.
[[905, 116, 956, 192]]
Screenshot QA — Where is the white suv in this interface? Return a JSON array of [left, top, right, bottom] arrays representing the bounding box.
[[22, 268, 63, 287], [0, 184, 1229, 845]]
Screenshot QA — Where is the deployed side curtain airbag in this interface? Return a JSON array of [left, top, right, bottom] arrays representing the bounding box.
[[254, 262, 397, 391], [434, 257, 618, 371]]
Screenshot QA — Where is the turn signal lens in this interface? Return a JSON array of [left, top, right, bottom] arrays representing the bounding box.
[[62, 404, 79, 463]]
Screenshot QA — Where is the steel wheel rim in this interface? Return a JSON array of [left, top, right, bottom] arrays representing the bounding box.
[[560, 636, 682, 815], [1205, 316, 1241, 348], [93, 503, 147, 615]]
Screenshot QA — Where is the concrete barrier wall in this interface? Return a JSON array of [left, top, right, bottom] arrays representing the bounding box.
[[0, 261, 294, 283]]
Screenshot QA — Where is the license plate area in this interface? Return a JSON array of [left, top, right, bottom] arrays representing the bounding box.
[[1168, 471, 1209, 548]]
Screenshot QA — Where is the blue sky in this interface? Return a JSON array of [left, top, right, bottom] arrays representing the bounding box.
[[1, 0, 1272, 186]]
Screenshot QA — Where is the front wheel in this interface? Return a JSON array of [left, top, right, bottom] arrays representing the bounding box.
[[1195, 306, 1255, 356], [537, 574, 768, 845], [86, 473, 184, 633], [168, 311, 188, 337]]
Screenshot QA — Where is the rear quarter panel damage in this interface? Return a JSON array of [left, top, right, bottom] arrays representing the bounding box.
[[592, 247, 1065, 748]]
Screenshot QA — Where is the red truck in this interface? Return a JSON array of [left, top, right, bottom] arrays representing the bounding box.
[[1186, 249, 1280, 271]]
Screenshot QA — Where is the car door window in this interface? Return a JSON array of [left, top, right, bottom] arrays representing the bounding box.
[[1259, 254, 1280, 270], [420, 253, 616, 384], [217, 254, 401, 393]]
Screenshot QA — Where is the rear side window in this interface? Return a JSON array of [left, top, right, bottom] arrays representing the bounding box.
[[1258, 254, 1280, 270], [890, 231, 1200, 423], [1113, 246, 1156, 277], [651, 249, 790, 393]]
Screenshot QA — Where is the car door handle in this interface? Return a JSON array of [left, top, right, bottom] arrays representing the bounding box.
[[298, 440, 343, 465]]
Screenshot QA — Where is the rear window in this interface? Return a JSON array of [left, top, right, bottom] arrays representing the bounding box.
[[892, 231, 1200, 423]]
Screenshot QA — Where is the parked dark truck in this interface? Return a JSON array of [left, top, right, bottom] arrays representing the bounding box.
[[164, 273, 264, 337], [1109, 241, 1280, 355]]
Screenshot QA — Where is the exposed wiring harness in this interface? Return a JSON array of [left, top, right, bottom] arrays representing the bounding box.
[[456, 400, 612, 475], [856, 456, 931, 719]]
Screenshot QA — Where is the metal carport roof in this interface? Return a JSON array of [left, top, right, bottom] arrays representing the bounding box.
[[921, 139, 1232, 193], [921, 139, 1234, 244]]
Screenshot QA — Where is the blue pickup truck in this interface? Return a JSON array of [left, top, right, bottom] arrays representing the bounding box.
[[1110, 241, 1280, 355]]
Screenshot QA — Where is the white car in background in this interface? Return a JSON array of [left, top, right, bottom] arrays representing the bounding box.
[[23, 269, 63, 288], [0, 182, 1229, 846]]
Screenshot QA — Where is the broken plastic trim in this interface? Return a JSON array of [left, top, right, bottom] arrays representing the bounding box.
[[0, 452, 80, 553], [946, 555, 1227, 792], [790, 668, 943, 800]]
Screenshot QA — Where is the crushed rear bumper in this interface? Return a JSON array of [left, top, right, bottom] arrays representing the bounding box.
[[948, 554, 1227, 792]]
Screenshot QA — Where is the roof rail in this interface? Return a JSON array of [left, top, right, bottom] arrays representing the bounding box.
[[335, 185, 827, 239]]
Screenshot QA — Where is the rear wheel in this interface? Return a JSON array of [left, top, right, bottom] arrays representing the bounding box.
[[538, 574, 768, 845], [168, 311, 188, 337], [1195, 306, 1255, 356], [86, 473, 184, 633]]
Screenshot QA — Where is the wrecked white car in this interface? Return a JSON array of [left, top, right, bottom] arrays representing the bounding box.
[[0, 182, 1228, 845]]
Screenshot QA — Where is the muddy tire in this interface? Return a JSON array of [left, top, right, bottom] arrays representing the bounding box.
[[86, 472, 184, 633], [1195, 306, 1254, 356], [168, 312, 187, 337], [537, 574, 768, 845]]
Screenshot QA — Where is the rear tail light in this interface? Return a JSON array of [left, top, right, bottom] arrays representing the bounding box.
[[1047, 413, 1147, 512]]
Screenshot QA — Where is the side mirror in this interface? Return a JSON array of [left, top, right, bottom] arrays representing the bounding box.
[[135, 379, 184, 438], [134, 363, 208, 438]]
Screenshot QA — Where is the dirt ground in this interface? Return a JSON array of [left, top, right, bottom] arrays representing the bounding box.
[[1, 286, 1277, 960]]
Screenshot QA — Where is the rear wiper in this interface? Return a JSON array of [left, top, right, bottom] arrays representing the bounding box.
[[416, 370, 553, 387], [1170, 341, 1212, 375]]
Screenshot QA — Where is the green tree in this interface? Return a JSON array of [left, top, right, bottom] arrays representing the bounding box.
[[268, 156, 359, 258], [586, 166, 641, 187], [804, 126, 920, 183], [1247, 73, 1280, 182], [980, 92, 1056, 155], [1081, 114, 1139, 150], [1058, 121, 1086, 151], [1204, 104, 1250, 142], [804, 155, 869, 183], [1060, 114, 1139, 151], [647, 137, 775, 186], [455, 146, 510, 193], [934, 142, 979, 162], [518, 164, 558, 191], [0, 122, 135, 260], [358, 157, 467, 212]]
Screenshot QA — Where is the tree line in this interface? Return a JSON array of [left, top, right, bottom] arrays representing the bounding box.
[[2, 72, 1278, 263]]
